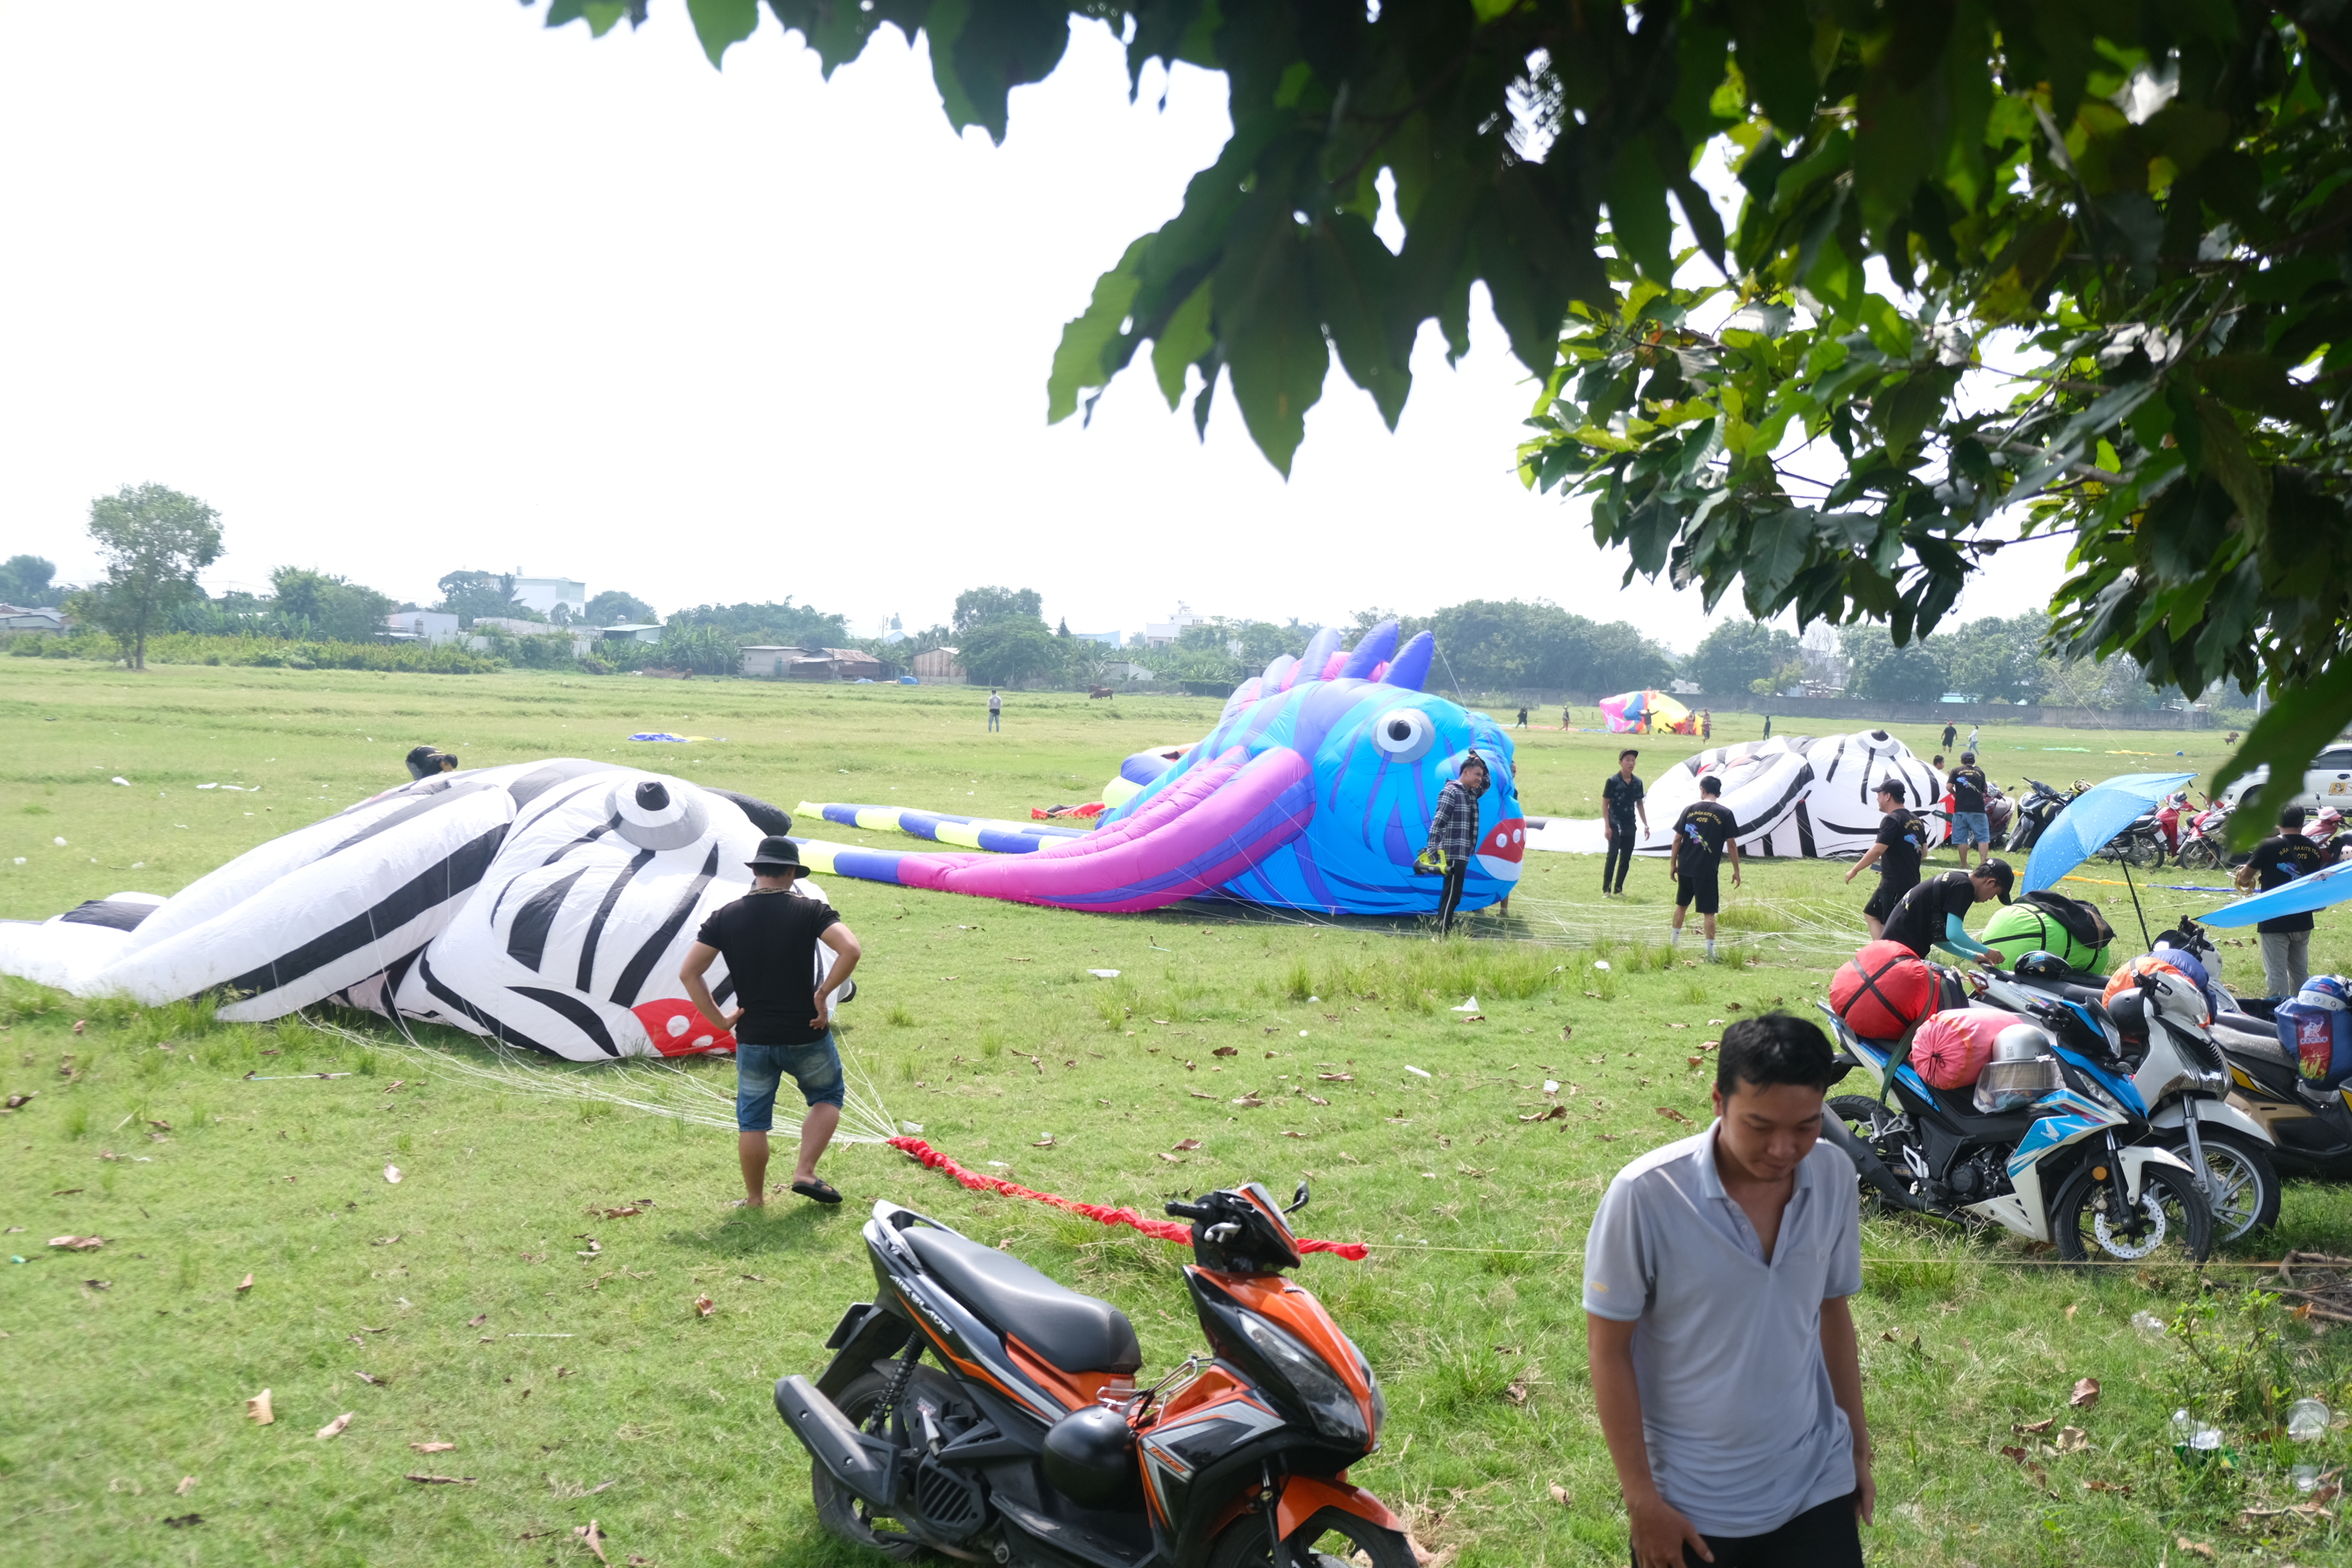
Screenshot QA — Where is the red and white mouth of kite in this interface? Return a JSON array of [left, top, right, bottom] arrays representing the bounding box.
[[633, 998, 737, 1058], [1476, 818, 1527, 881]]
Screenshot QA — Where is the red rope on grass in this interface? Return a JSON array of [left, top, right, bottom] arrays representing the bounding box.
[[886, 1136, 1370, 1261]]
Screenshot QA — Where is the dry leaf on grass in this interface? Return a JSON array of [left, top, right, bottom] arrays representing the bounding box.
[[1518, 1106, 1568, 1122], [1654, 1106, 1693, 1125], [1999, 1444, 2029, 1463], [47, 1235, 105, 1251], [2069, 1377, 2101, 1409], [1211, 1046, 1238, 1058], [406, 1473, 476, 1484], [383, 1165, 403, 1184], [176, 1476, 196, 1495], [370, 1236, 400, 1248], [1171, 1138, 1202, 1151], [247, 1389, 274, 1425], [1318, 1073, 1352, 1082], [1188, 1089, 1216, 1101], [1547, 1483, 1571, 1507], [2012, 1417, 2056, 1435], [161, 1513, 202, 1528], [317, 1413, 353, 1441], [411, 1442, 456, 1453], [2176, 1539, 2216, 1561], [356, 1371, 387, 1386], [1595, 1132, 1619, 1143], [1155, 1153, 1183, 1164], [1306, 1094, 1331, 1105], [2056, 1426, 2090, 1453], [602, 1206, 642, 1219], [577, 1519, 611, 1565], [1282, 1130, 1307, 1140], [2082, 1478, 2133, 1496], [1504, 1380, 1530, 1406], [628, 1557, 655, 1566], [467, 1314, 488, 1328], [693, 1295, 715, 1318], [1031, 1134, 1057, 1148], [2065, 1302, 2079, 1321]]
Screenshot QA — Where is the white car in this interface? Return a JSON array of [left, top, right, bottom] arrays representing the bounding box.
[[2219, 743, 2352, 810]]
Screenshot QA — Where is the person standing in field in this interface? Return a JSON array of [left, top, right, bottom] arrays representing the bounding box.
[[1563, 705, 1573, 730], [1967, 723, 1980, 752], [1586, 1013, 1872, 1568], [1602, 748, 1649, 898], [678, 837, 862, 1208], [1669, 776, 1741, 961], [1762, 714, 1772, 738], [1940, 721, 1956, 753], [1844, 779, 1925, 941], [987, 690, 1003, 731], [2237, 805, 2330, 997], [1516, 705, 1530, 729], [1947, 751, 1991, 869], [1699, 709, 1712, 741], [1424, 752, 1490, 936]]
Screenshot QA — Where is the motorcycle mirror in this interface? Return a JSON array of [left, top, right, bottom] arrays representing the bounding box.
[[1285, 1179, 1310, 1215]]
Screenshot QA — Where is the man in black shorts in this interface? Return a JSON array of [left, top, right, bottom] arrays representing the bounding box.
[[1602, 748, 1649, 896], [1843, 779, 1925, 940], [679, 836, 862, 1208], [1668, 776, 1741, 961]]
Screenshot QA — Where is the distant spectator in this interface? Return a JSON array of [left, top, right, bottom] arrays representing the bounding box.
[[2237, 805, 2330, 997], [1948, 752, 1991, 868], [1516, 706, 1530, 729], [1967, 724, 1980, 752], [1930, 754, 1945, 774], [1845, 780, 1925, 941], [1669, 776, 1741, 962], [1603, 749, 1649, 898], [1762, 715, 1773, 739], [1699, 709, 1712, 741], [1425, 753, 1490, 936], [1940, 721, 1956, 752], [988, 690, 1002, 732]]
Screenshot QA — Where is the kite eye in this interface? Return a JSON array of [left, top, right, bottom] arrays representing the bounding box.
[[1371, 709, 1435, 764]]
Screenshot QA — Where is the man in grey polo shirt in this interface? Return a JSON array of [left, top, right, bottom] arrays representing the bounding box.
[[1585, 1013, 1872, 1566]]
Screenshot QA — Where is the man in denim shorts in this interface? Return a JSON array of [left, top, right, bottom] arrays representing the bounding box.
[[1947, 751, 1992, 870], [679, 836, 862, 1207]]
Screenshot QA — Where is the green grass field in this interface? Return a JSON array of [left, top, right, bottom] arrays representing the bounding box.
[[2, 661, 2346, 1566]]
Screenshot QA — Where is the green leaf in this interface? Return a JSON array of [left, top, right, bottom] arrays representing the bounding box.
[[1216, 200, 1328, 475], [1046, 237, 1147, 425], [1606, 142, 1675, 283], [1726, 0, 1821, 133], [1309, 214, 1412, 429], [2190, 392, 2271, 530], [1152, 280, 1214, 412], [2218, 662, 2352, 848], [685, 0, 758, 66], [2197, 353, 2326, 429]]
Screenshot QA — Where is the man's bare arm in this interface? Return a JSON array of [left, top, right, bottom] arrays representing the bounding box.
[[1588, 1313, 1712, 1566], [1845, 843, 1885, 884], [677, 942, 743, 1033], [813, 923, 862, 1028], [1820, 1296, 1875, 1524]]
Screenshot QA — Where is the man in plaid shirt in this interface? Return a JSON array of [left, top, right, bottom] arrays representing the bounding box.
[[1425, 753, 1490, 935]]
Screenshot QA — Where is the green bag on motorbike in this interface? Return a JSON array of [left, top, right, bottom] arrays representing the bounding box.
[[1980, 898, 2110, 973]]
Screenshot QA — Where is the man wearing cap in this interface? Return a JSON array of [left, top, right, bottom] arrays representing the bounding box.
[[1881, 859, 2014, 963], [678, 836, 862, 1208]]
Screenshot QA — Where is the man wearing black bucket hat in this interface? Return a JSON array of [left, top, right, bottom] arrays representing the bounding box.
[[1882, 858, 2014, 963], [679, 835, 862, 1208]]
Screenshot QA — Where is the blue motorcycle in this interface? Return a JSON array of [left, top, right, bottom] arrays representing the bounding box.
[[1818, 999, 2214, 1263]]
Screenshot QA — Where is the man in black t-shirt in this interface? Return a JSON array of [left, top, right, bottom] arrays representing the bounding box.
[[680, 836, 863, 1208], [1947, 751, 1991, 869], [1844, 779, 1926, 939], [1882, 861, 2013, 960], [1600, 749, 1649, 896], [1668, 776, 1741, 960], [1940, 721, 1956, 752], [2235, 805, 2331, 997]]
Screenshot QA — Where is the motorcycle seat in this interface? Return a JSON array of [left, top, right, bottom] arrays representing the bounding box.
[[2008, 972, 2109, 1008], [902, 1225, 1143, 1375], [2214, 1017, 2292, 1070]]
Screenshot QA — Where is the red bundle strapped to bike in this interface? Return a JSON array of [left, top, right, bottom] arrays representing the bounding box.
[[1830, 939, 1938, 1042], [887, 1137, 1371, 1260]]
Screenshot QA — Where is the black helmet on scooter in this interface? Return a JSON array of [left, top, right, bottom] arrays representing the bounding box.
[[2014, 950, 2070, 980]]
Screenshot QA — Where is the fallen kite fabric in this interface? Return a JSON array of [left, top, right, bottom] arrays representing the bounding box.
[[627, 733, 705, 743], [885, 1136, 1370, 1260]]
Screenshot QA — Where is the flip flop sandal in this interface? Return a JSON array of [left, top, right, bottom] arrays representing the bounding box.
[[792, 1178, 843, 1205]]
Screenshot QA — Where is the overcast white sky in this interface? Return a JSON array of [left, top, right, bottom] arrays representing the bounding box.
[[0, 2, 2066, 652]]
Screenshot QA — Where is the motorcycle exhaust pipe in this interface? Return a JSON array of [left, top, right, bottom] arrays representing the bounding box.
[[774, 1375, 896, 1511], [1818, 1109, 1929, 1212]]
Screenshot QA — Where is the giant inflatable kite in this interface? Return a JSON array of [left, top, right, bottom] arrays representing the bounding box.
[[1529, 730, 1946, 859], [0, 763, 849, 1062], [791, 620, 1526, 916]]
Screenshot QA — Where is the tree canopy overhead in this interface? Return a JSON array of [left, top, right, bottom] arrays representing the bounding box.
[[534, 0, 2352, 832]]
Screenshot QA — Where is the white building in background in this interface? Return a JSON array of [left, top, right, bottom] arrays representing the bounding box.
[[880, 613, 908, 645], [384, 611, 461, 645], [509, 576, 587, 620], [1141, 605, 1209, 647]]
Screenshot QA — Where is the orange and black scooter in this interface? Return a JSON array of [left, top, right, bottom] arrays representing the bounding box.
[[775, 1181, 1409, 1567]]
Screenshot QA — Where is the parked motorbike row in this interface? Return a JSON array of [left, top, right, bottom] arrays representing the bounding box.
[[1988, 779, 2340, 871], [1824, 919, 2352, 1262]]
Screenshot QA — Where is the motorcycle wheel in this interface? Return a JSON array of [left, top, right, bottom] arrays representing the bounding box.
[[2164, 1129, 2280, 1242], [2051, 1162, 2213, 1265], [2176, 838, 2222, 871], [811, 1367, 953, 1560], [2124, 831, 2167, 869], [1206, 1505, 1417, 1568]]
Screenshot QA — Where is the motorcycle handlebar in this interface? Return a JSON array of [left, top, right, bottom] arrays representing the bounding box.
[[1164, 1200, 1208, 1221]]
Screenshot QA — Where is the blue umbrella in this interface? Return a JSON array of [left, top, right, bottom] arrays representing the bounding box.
[[2021, 771, 2196, 894], [2198, 856, 2352, 928]]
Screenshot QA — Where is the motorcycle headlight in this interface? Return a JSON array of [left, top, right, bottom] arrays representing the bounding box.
[[1234, 1310, 1369, 1447]]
